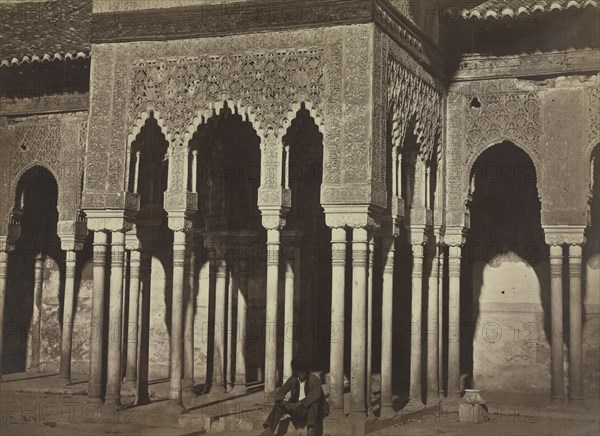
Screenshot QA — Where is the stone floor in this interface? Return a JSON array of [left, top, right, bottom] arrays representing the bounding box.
[[1, 372, 598, 435]]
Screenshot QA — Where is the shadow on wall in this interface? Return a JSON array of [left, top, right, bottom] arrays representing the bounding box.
[[4, 166, 62, 374], [462, 141, 551, 393]]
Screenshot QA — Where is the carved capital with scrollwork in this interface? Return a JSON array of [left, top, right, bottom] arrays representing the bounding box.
[[543, 225, 586, 246]]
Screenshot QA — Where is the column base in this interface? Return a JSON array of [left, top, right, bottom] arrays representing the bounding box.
[[164, 399, 188, 414], [87, 395, 104, 406], [209, 384, 227, 394], [136, 392, 152, 406], [103, 397, 123, 411], [230, 383, 247, 393], [403, 398, 425, 419], [57, 375, 72, 386], [567, 398, 587, 410], [378, 404, 395, 419], [123, 379, 137, 391], [426, 391, 441, 407]]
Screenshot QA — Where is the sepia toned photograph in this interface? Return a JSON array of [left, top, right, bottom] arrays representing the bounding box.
[[0, 0, 599, 435]]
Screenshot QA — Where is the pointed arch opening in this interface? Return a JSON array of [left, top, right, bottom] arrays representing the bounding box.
[[463, 141, 550, 393], [5, 165, 61, 374], [282, 103, 330, 375]]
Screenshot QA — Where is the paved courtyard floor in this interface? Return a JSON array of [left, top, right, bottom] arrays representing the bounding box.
[[1, 372, 598, 435]]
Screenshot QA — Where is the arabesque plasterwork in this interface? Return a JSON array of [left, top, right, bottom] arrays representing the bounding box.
[[0, 113, 88, 235]]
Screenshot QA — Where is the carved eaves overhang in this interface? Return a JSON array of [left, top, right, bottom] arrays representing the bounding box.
[[91, 0, 444, 76], [460, 0, 598, 20], [0, 0, 91, 67]]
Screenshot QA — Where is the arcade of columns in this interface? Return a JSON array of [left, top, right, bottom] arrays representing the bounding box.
[[0, 40, 593, 422]]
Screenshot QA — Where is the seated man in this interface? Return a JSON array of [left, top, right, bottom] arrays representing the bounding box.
[[261, 357, 329, 436]]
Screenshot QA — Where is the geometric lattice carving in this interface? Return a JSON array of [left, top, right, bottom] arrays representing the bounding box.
[[388, 55, 442, 163], [465, 86, 541, 162], [9, 122, 61, 176], [130, 48, 324, 144], [587, 84, 600, 146]]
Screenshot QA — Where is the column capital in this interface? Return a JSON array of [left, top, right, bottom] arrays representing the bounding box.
[[444, 226, 467, 247], [324, 206, 380, 231], [124, 227, 141, 252], [543, 225, 586, 246], [85, 210, 134, 233], [261, 213, 286, 231]]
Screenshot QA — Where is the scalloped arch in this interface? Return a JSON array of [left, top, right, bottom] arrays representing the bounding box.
[[127, 106, 172, 150], [463, 139, 543, 211], [280, 100, 325, 138], [183, 100, 266, 146]]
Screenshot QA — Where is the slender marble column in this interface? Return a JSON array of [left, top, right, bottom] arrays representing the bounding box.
[[59, 249, 78, 383], [124, 248, 141, 391], [226, 266, 234, 391], [329, 227, 346, 413], [366, 238, 374, 413], [447, 245, 462, 401], [549, 244, 565, 402], [380, 236, 395, 417], [137, 249, 153, 405], [28, 251, 44, 371], [409, 244, 424, 405], [0, 245, 8, 379], [213, 258, 227, 393], [427, 243, 440, 403], [105, 231, 126, 409], [233, 258, 248, 392], [183, 241, 196, 396], [438, 246, 445, 397], [264, 228, 281, 404], [569, 244, 584, 402], [88, 230, 108, 403], [169, 230, 186, 409], [283, 245, 296, 381], [351, 227, 369, 415]]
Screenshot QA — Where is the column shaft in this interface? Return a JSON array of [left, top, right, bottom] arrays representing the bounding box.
[[569, 244, 584, 401], [283, 250, 295, 381], [59, 250, 77, 382], [264, 229, 280, 404], [226, 266, 234, 391], [28, 252, 44, 370], [0, 248, 7, 378], [447, 246, 461, 400], [234, 259, 248, 390], [438, 247, 445, 396], [88, 231, 108, 402], [380, 236, 395, 416], [350, 227, 368, 415], [329, 228, 346, 413], [549, 245, 565, 401], [366, 238, 374, 412], [137, 250, 152, 405], [125, 250, 141, 389], [183, 244, 196, 394], [105, 231, 126, 408], [427, 243, 440, 402], [170, 230, 186, 406], [409, 244, 424, 403], [213, 258, 227, 392]]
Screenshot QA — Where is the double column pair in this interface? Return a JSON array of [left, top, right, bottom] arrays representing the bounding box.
[[547, 236, 585, 405], [88, 228, 195, 410], [328, 226, 376, 418], [211, 244, 249, 393]]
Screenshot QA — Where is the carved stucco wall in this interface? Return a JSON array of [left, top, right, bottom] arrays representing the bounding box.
[[446, 74, 599, 228], [0, 113, 88, 235], [84, 24, 382, 212]]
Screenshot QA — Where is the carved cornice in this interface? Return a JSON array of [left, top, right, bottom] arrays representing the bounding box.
[[92, 0, 372, 43], [0, 93, 89, 117], [323, 204, 381, 229], [450, 49, 600, 82]]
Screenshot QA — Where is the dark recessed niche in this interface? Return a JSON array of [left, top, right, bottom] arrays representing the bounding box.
[[470, 97, 481, 109]]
